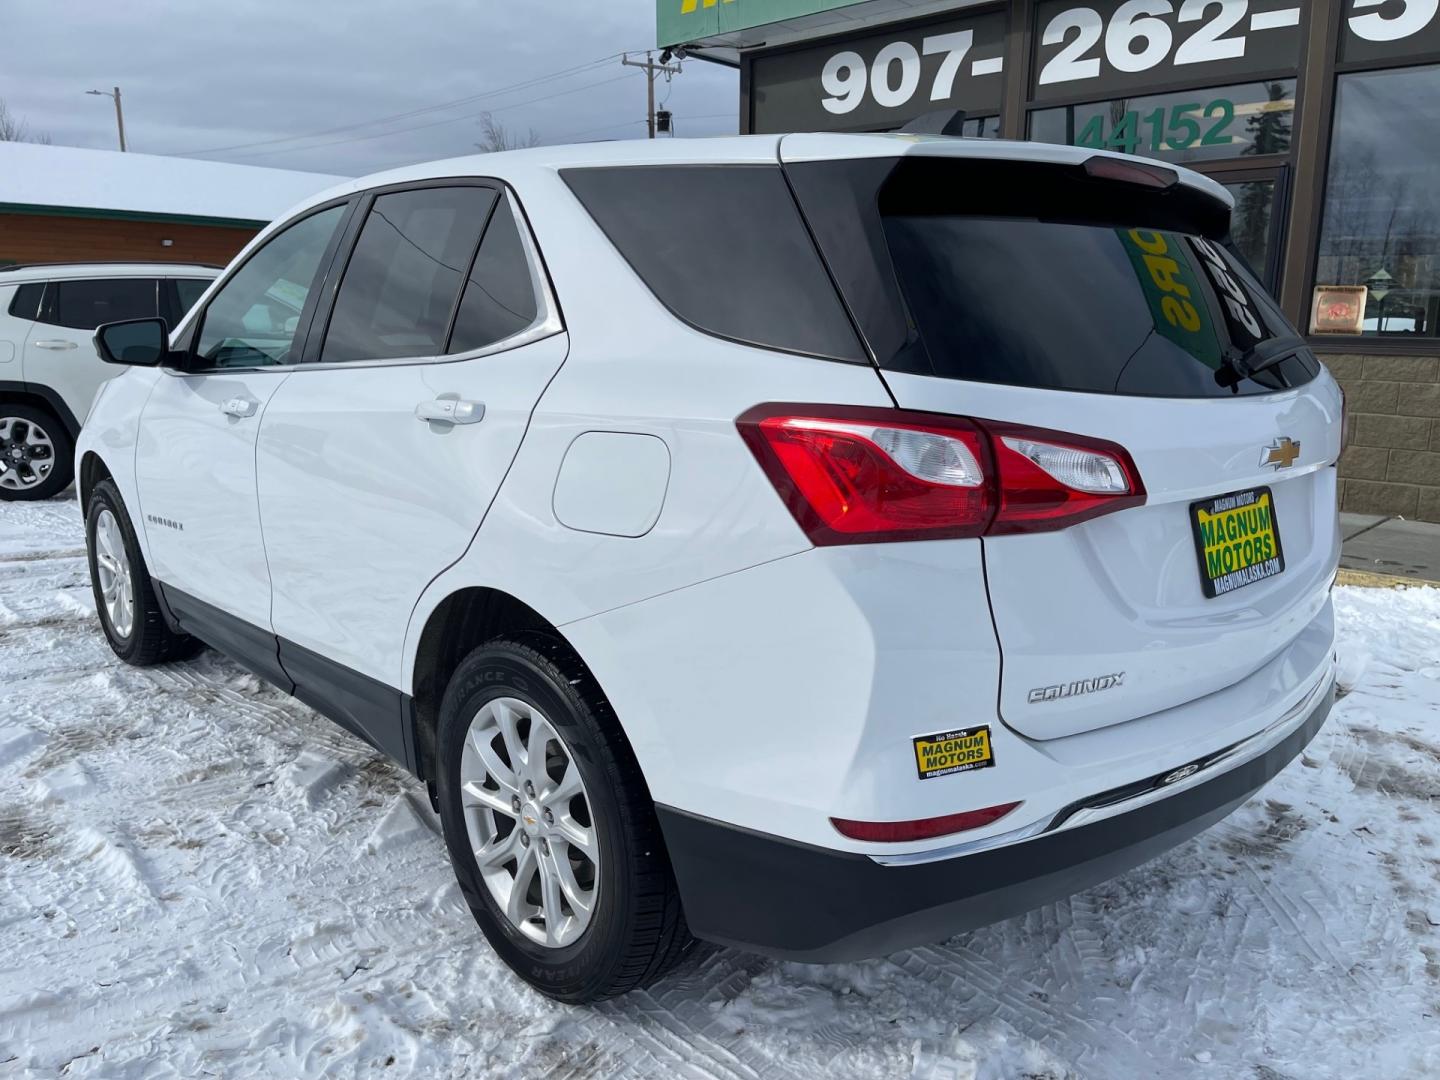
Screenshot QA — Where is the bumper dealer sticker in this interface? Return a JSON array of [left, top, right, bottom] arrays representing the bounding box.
[[913, 725, 995, 780]]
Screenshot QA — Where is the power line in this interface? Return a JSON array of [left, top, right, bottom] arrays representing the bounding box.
[[555, 111, 737, 144], [225, 72, 643, 160], [175, 51, 640, 158]]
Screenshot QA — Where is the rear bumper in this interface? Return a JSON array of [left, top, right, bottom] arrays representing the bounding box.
[[658, 676, 1332, 962]]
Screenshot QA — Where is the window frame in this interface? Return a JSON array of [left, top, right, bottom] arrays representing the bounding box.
[[300, 176, 563, 370], [176, 196, 360, 376], [1305, 54, 1440, 353]]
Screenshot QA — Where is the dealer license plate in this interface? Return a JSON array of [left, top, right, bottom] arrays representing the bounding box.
[[1189, 487, 1285, 599]]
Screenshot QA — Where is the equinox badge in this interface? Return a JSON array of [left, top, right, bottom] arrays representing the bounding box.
[[1028, 672, 1125, 704]]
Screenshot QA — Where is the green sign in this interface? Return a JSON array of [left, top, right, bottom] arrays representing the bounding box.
[[658, 0, 872, 48], [1116, 228, 1222, 369]]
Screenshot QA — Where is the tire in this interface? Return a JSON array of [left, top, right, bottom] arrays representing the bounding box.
[[85, 478, 203, 666], [435, 634, 694, 1002], [0, 404, 73, 501]]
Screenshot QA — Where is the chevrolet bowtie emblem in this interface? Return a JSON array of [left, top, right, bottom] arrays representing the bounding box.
[[1260, 437, 1301, 469]]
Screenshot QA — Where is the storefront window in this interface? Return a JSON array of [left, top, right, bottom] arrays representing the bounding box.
[[1225, 179, 1280, 288], [1029, 80, 1295, 164], [1315, 65, 1440, 338]]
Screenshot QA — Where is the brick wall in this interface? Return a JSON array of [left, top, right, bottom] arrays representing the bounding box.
[[1329, 354, 1440, 523], [0, 212, 259, 268]]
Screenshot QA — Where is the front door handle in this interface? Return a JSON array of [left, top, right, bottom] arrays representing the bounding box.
[[32, 340, 78, 350], [220, 397, 258, 418], [415, 399, 484, 425]]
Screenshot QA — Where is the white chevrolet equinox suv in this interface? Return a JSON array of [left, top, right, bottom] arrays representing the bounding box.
[[79, 135, 1341, 1003], [0, 262, 218, 499]]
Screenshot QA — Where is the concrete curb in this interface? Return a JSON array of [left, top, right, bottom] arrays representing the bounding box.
[[1337, 568, 1439, 590]]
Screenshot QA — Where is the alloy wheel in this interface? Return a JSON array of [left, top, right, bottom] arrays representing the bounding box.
[[0, 416, 55, 492], [94, 508, 135, 639], [459, 696, 600, 948]]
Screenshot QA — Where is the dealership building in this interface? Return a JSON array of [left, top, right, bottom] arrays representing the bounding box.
[[0, 142, 342, 270], [662, 0, 1440, 521]]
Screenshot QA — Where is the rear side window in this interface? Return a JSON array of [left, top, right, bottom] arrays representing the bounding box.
[[562, 165, 865, 363], [321, 185, 497, 364], [51, 278, 158, 330], [7, 282, 44, 321], [448, 195, 540, 353]]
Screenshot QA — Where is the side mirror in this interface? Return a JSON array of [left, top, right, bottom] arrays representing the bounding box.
[[94, 318, 171, 367]]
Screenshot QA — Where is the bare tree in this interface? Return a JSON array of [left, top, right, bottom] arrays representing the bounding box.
[[0, 97, 51, 143], [474, 111, 539, 153]]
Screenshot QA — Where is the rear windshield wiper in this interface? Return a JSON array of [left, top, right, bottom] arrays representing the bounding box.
[[1215, 337, 1304, 391]]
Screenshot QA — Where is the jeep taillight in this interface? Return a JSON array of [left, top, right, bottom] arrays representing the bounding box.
[[737, 405, 1145, 544]]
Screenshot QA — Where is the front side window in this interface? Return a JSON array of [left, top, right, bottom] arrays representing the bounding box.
[[51, 278, 157, 330], [174, 278, 212, 316], [320, 186, 497, 364], [1314, 65, 1440, 339], [195, 204, 346, 369]]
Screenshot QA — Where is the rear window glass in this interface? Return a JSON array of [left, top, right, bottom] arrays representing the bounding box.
[[562, 165, 865, 363], [785, 155, 1314, 398], [884, 216, 1315, 396]]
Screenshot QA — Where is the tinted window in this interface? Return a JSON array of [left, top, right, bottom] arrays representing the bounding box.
[[562, 165, 865, 363], [174, 278, 211, 316], [885, 217, 1313, 397], [321, 186, 497, 364], [449, 196, 540, 353], [7, 282, 44, 321], [196, 204, 345, 369], [787, 155, 1311, 397], [52, 278, 156, 330]]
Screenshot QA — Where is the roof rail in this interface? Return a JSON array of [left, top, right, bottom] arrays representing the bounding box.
[[0, 260, 225, 272]]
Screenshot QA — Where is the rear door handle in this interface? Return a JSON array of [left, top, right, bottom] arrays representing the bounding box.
[[32, 340, 78, 350], [415, 399, 484, 425], [220, 397, 258, 418]]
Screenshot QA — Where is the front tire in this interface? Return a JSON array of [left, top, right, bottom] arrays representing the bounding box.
[[85, 479, 202, 665], [0, 405, 73, 501], [435, 635, 694, 1002]]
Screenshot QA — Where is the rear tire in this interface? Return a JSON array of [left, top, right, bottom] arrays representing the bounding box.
[[0, 404, 73, 501], [85, 479, 203, 665], [435, 634, 694, 1002]]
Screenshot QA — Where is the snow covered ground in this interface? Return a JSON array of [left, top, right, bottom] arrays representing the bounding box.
[[1, 494, 1437, 1080]]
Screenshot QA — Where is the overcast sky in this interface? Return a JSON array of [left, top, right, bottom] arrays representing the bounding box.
[[0, 0, 739, 177]]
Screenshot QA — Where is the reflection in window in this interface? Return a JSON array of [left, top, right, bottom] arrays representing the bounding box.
[[1030, 80, 1294, 164], [322, 186, 497, 364], [1315, 65, 1440, 339], [1224, 180, 1277, 290]]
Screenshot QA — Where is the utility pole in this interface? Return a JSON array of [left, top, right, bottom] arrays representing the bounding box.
[[85, 86, 126, 151], [620, 52, 680, 138]]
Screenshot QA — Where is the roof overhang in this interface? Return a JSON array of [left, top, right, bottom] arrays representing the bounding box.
[[658, 0, 992, 62]]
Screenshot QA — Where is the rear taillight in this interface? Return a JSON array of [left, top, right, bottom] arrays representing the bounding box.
[[737, 405, 1144, 544]]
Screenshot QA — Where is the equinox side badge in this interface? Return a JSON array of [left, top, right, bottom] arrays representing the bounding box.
[[1028, 673, 1125, 704]]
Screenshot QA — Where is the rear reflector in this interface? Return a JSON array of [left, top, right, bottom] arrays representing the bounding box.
[[831, 802, 1022, 843], [738, 405, 1144, 543]]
